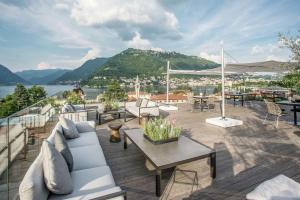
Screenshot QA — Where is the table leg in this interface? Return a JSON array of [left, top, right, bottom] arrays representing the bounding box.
[[156, 170, 162, 197], [98, 113, 101, 125], [294, 105, 297, 126], [242, 96, 244, 107], [210, 152, 216, 179], [123, 135, 127, 149]]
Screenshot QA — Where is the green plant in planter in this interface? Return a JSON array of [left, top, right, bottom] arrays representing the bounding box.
[[104, 100, 119, 112], [143, 118, 181, 141]]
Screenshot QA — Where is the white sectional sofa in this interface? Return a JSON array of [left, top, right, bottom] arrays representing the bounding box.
[[125, 99, 159, 123], [19, 120, 126, 200]]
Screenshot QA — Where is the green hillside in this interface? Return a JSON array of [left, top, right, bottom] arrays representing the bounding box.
[[0, 64, 28, 85], [16, 69, 70, 84], [55, 58, 108, 83], [90, 48, 220, 79]]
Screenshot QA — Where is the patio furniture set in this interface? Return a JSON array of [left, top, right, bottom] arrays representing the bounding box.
[[17, 97, 300, 199], [95, 98, 159, 125]]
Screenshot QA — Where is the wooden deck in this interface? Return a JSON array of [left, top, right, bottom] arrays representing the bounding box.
[[97, 102, 300, 199]]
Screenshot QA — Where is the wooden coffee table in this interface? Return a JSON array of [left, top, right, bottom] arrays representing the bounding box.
[[123, 128, 216, 197]]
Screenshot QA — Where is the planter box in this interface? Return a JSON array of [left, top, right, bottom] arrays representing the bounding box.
[[143, 134, 179, 145]]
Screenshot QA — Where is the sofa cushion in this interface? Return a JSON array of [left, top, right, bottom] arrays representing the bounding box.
[[140, 99, 148, 107], [48, 166, 123, 200], [126, 106, 139, 117], [47, 123, 63, 144], [246, 174, 300, 200], [136, 98, 143, 107], [67, 132, 99, 148], [59, 116, 80, 139], [70, 145, 107, 171], [19, 154, 49, 200], [75, 121, 96, 133], [42, 141, 73, 194], [54, 130, 73, 172]]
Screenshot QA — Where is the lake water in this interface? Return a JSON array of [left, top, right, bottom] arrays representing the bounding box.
[[0, 85, 216, 100], [0, 85, 73, 99]]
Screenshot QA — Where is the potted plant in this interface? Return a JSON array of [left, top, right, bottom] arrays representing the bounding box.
[[143, 118, 181, 145]]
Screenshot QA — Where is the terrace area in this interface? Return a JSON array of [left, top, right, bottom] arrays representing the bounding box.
[[2, 95, 300, 200]]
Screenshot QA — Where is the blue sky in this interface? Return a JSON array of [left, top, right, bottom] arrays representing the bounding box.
[[0, 0, 300, 72]]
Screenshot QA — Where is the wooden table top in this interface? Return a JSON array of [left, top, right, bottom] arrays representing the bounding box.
[[124, 128, 214, 169]]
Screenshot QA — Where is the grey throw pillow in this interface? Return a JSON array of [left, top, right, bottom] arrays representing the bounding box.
[[59, 116, 80, 139], [42, 141, 73, 194], [19, 154, 49, 200], [136, 98, 143, 107], [54, 130, 73, 172]]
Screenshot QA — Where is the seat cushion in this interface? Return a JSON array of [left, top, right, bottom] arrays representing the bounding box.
[[19, 154, 49, 200], [42, 141, 73, 195], [246, 174, 300, 200], [70, 145, 107, 171], [67, 132, 99, 148], [48, 166, 123, 200], [126, 106, 139, 117]]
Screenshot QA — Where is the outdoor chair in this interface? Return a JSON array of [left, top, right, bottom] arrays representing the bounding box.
[[60, 103, 87, 122], [187, 93, 198, 112], [263, 99, 287, 128], [244, 94, 256, 107]]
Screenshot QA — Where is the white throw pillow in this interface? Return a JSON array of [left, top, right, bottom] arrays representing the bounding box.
[[59, 116, 80, 139], [42, 141, 73, 194]]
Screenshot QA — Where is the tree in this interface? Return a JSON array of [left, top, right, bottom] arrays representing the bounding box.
[[13, 84, 30, 110], [279, 28, 300, 69], [0, 95, 17, 118], [66, 92, 85, 104], [103, 80, 127, 102], [278, 28, 300, 93], [28, 85, 47, 104]]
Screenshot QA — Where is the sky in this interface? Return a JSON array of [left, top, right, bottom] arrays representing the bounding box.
[[0, 0, 300, 72]]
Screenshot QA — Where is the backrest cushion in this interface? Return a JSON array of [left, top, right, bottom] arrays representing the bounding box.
[[147, 101, 156, 107], [140, 99, 149, 107], [54, 130, 73, 172], [136, 98, 143, 107], [42, 141, 73, 194], [69, 104, 76, 112], [19, 154, 49, 200], [59, 116, 80, 139], [47, 123, 63, 144]]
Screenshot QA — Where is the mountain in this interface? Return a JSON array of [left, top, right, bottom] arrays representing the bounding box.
[[209, 60, 295, 74], [55, 58, 108, 83], [16, 69, 70, 84], [90, 48, 220, 79], [0, 64, 28, 85]]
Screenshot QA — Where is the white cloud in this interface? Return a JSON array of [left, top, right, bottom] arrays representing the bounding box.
[[199, 52, 221, 63], [70, 0, 180, 40], [80, 47, 101, 63], [127, 32, 152, 49], [251, 45, 264, 54], [127, 32, 163, 51], [37, 62, 51, 69], [266, 55, 287, 62]]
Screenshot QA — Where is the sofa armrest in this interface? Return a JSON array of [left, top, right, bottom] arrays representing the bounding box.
[[75, 121, 96, 133], [90, 190, 126, 200]]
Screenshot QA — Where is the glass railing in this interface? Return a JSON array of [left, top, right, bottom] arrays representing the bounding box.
[[0, 92, 67, 200]]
